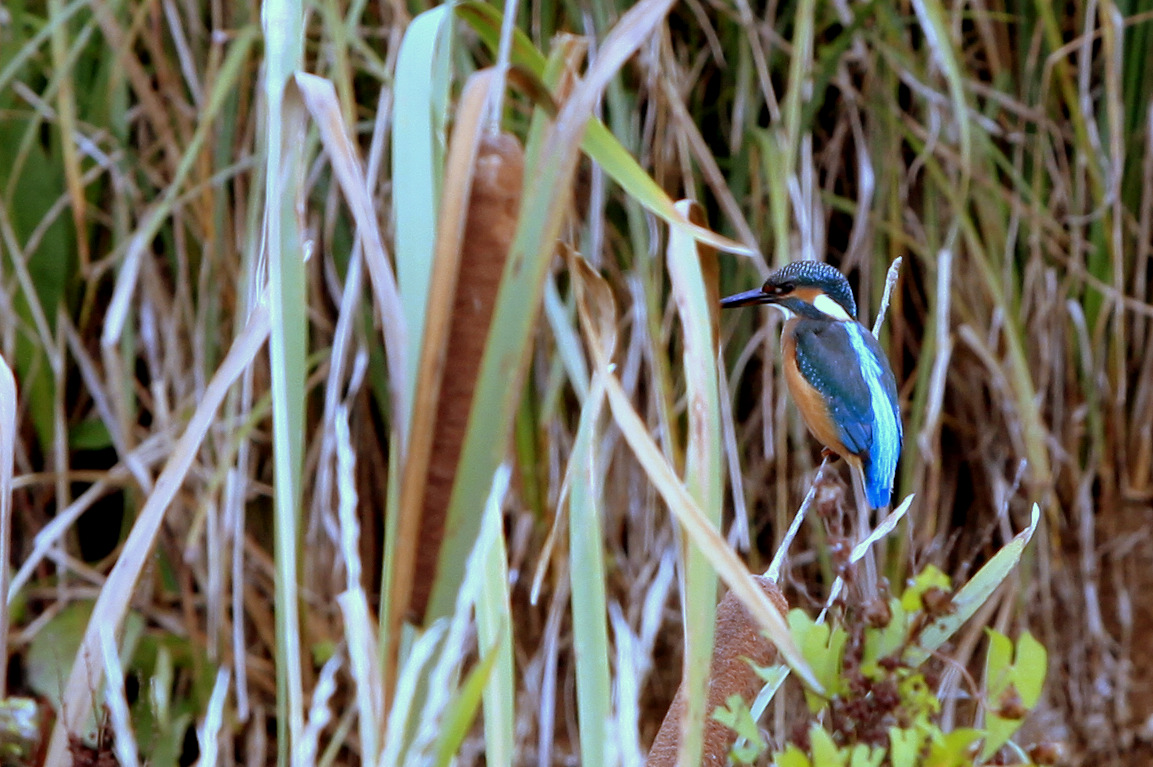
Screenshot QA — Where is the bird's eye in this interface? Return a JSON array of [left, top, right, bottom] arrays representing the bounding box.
[[762, 281, 793, 296]]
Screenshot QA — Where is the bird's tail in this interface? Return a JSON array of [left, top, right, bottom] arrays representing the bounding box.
[[863, 459, 893, 509]]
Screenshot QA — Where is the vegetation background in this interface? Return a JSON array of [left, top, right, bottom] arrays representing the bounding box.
[[0, 0, 1150, 764]]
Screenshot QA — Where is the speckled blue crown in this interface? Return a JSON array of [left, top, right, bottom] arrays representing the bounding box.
[[766, 261, 857, 318]]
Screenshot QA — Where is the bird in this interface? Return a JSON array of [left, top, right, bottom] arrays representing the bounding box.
[[721, 260, 902, 509]]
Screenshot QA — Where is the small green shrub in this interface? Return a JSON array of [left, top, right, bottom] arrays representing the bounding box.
[[718, 566, 1056, 766]]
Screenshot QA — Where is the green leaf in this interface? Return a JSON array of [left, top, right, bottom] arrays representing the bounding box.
[[789, 609, 847, 709], [911, 504, 1040, 665], [713, 694, 763, 744], [981, 711, 1019, 763], [393, 5, 453, 426], [69, 418, 114, 451], [809, 725, 846, 767], [27, 602, 145, 746], [925, 728, 981, 767], [898, 673, 940, 717], [27, 602, 94, 717], [889, 725, 926, 767], [713, 695, 765, 764], [848, 742, 885, 767], [569, 378, 613, 767], [754, 662, 791, 689], [774, 744, 812, 767], [431, 634, 502, 767], [900, 565, 952, 613], [980, 629, 1048, 760], [984, 629, 1013, 696], [1015, 631, 1048, 707], [731, 740, 764, 765], [475, 471, 516, 766], [667, 198, 724, 767]]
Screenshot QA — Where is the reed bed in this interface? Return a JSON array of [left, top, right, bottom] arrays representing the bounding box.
[[0, 0, 1150, 764]]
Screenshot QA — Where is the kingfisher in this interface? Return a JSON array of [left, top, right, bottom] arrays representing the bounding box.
[[721, 261, 902, 509]]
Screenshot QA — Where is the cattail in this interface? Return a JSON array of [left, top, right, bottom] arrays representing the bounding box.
[[647, 575, 789, 766], [408, 130, 525, 621]]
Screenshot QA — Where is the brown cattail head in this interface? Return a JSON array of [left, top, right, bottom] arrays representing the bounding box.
[[647, 576, 789, 766], [407, 131, 525, 622]]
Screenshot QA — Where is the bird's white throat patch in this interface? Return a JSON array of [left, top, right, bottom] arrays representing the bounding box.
[[813, 293, 853, 322]]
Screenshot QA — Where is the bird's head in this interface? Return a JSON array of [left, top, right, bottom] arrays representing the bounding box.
[[720, 260, 857, 322]]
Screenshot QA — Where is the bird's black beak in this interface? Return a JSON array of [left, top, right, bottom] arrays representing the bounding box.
[[720, 288, 771, 309]]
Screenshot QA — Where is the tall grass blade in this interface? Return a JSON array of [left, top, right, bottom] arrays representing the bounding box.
[[0, 357, 15, 699], [568, 256, 618, 767], [394, 6, 454, 424], [263, 0, 307, 758], [666, 200, 723, 767], [476, 466, 515, 767]]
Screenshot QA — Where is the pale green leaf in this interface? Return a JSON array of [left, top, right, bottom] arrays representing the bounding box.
[[889, 725, 925, 767], [1014, 631, 1048, 707], [809, 725, 845, 767], [912, 505, 1040, 665]]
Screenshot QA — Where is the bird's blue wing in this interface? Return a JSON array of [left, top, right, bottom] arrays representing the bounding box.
[[846, 323, 902, 507], [791, 321, 876, 456], [794, 320, 902, 507]]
